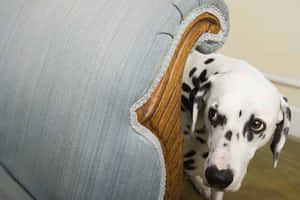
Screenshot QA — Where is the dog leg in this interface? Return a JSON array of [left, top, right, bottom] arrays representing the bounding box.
[[211, 189, 223, 200], [189, 176, 211, 200]]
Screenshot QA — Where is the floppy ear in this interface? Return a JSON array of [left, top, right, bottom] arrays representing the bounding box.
[[190, 70, 218, 134], [270, 96, 292, 168]]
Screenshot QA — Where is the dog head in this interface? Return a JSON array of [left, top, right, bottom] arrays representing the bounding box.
[[190, 53, 291, 192]]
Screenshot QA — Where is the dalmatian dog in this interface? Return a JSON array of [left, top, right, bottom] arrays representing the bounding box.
[[181, 49, 292, 200]]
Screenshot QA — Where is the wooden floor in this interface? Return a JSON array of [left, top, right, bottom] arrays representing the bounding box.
[[181, 136, 300, 200]]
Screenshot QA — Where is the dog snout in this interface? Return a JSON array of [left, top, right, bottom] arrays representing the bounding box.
[[205, 165, 233, 189]]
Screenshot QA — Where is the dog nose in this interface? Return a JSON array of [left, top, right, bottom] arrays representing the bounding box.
[[205, 165, 233, 189]]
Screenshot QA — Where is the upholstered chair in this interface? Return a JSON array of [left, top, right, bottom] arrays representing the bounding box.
[[0, 0, 229, 199]]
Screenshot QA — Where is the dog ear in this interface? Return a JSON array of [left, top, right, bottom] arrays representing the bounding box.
[[270, 96, 292, 168], [190, 72, 218, 134]]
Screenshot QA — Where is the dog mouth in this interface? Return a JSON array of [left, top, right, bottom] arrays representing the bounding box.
[[203, 178, 241, 192], [203, 180, 237, 192], [203, 180, 232, 192]]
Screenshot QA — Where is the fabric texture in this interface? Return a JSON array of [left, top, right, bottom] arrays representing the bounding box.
[[0, 0, 229, 199], [0, 164, 33, 200]]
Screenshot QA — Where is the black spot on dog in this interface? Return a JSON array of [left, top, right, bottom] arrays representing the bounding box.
[[184, 159, 195, 165], [225, 131, 232, 141], [184, 159, 195, 170], [196, 128, 206, 134], [202, 152, 209, 158], [243, 114, 255, 137], [283, 96, 288, 103], [236, 133, 239, 140], [262, 134, 266, 139], [247, 132, 254, 142], [270, 120, 284, 154], [184, 130, 189, 135], [201, 81, 212, 90], [223, 143, 228, 147], [286, 107, 292, 121], [239, 110, 242, 118], [184, 165, 196, 170], [181, 106, 185, 112], [204, 58, 215, 64], [189, 88, 198, 107], [181, 95, 190, 110], [192, 70, 212, 89], [199, 69, 207, 83], [189, 67, 197, 77], [192, 76, 199, 87], [283, 127, 289, 136], [243, 114, 258, 142], [184, 150, 196, 158], [214, 72, 219, 75], [182, 83, 191, 92], [196, 137, 206, 144], [215, 115, 227, 127], [209, 109, 227, 128]]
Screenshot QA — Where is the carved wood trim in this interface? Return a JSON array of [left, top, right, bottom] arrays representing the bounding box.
[[136, 13, 221, 200]]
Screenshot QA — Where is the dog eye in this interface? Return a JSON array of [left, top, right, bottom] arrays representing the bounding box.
[[208, 108, 218, 122], [250, 119, 265, 133]]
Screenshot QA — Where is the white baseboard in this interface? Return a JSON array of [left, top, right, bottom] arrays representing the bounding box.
[[291, 106, 300, 138]]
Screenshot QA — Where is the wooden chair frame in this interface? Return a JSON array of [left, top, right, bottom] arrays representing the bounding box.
[[136, 12, 221, 200]]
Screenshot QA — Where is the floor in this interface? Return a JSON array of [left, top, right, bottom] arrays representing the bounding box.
[[181, 136, 300, 200]]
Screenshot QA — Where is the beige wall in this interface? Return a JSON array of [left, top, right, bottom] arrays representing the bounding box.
[[220, 0, 300, 107]]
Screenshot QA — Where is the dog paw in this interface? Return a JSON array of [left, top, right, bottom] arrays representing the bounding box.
[[189, 176, 211, 200], [197, 186, 211, 200]]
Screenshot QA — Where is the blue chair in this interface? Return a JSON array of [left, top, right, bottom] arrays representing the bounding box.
[[0, 0, 229, 199]]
